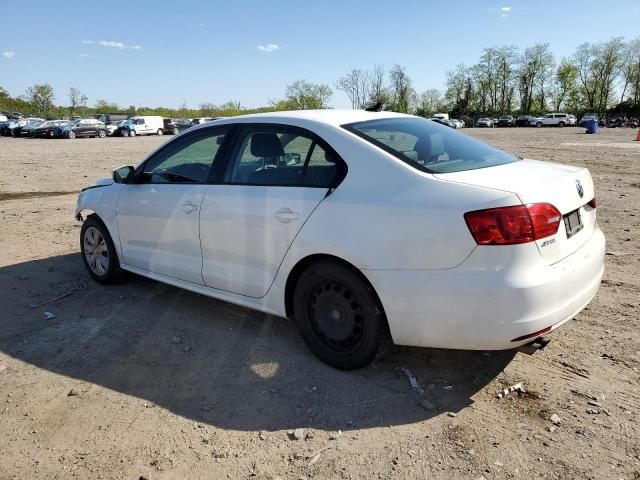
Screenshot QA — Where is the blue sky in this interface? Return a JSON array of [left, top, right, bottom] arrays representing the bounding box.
[[1, 0, 639, 109]]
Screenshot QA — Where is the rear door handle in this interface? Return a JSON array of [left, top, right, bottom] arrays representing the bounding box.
[[181, 202, 198, 214], [274, 208, 299, 223]]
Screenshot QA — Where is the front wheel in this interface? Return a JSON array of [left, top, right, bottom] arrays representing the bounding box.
[[558, 121, 565, 128], [68, 131, 76, 139], [98, 129, 106, 138], [293, 261, 387, 370], [129, 129, 136, 137], [80, 215, 123, 284], [536, 122, 542, 128]]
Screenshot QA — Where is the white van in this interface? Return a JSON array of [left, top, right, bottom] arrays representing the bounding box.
[[432, 113, 449, 121], [127, 116, 165, 136]]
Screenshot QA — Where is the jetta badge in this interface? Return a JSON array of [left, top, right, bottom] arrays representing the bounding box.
[[576, 179, 584, 198]]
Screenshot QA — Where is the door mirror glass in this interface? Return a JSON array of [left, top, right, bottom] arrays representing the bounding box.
[[284, 152, 301, 166], [113, 165, 135, 184]]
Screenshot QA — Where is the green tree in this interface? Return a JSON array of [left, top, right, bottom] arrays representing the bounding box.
[[94, 99, 119, 112], [284, 80, 332, 109], [388, 64, 415, 113], [25, 83, 55, 117], [552, 59, 579, 111]]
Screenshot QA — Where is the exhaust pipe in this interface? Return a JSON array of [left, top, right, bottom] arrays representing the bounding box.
[[517, 337, 550, 355]]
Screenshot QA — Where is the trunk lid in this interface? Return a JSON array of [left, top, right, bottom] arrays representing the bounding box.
[[436, 159, 596, 264]]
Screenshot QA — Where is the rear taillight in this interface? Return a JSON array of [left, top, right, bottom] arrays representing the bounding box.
[[464, 203, 561, 245], [587, 197, 596, 208]]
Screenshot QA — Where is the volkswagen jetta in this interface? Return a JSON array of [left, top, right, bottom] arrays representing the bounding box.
[[75, 110, 605, 369]]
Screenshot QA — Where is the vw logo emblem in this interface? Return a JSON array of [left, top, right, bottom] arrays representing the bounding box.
[[576, 180, 584, 198]]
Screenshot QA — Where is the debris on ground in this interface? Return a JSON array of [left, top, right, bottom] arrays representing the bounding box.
[[496, 382, 526, 399], [42, 311, 56, 320], [401, 367, 425, 396], [30, 281, 87, 308], [550, 413, 561, 425], [328, 430, 342, 440]]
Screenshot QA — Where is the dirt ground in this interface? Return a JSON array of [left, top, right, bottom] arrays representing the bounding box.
[[0, 127, 639, 480]]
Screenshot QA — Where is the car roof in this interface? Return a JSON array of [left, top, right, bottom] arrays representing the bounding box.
[[200, 109, 412, 129]]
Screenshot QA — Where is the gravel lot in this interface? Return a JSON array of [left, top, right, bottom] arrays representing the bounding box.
[[1, 127, 639, 479]]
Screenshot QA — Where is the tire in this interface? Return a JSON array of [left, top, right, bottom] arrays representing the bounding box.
[[558, 121, 565, 128], [293, 260, 387, 370], [80, 215, 123, 285], [129, 129, 136, 137], [98, 129, 106, 138], [156, 129, 163, 136], [536, 122, 542, 128], [68, 131, 76, 139], [121, 130, 129, 137]]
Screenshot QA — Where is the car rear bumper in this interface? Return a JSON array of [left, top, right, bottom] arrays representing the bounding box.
[[364, 224, 605, 350]]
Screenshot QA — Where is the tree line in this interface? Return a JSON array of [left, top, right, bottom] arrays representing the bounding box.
[[2, 36, 639, 120]]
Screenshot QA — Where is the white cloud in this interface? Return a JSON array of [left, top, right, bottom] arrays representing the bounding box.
[[78, 53, 91, 59], [501, 6, 511, 11], [3, 51, 15, 59], [82, 40, 142, 50], [257, 43, 280, 53]]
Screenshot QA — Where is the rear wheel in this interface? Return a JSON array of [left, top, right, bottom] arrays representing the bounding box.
[[157, 129, 163, 136], [80, 215, 123, 284], [293, 261, 386, 370], [129, 129, 136, 137]]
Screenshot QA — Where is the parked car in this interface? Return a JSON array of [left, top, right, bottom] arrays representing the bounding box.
[[567, 115, 577, 126], [56, 119, 108, 139], [13, 120, 45, 137], [431, 117, 455, 128], [449, 119, 465, 129], [173, 119, 193, 134], [75, 110, 604, 370], [476, 117, 494, 128], [496, 115, 515, 127], [106, 121, 122, 136], [163, 118, 180, 135], [2, 117, 43, 136], [579, 113, 598, 127], [33, 120, 67, 138], [530, 113, 571, 128], [0, 114, 7, 122], [191, 117, 216, 126], [114, 116, 165, 137], [515, 115, 534, 127]]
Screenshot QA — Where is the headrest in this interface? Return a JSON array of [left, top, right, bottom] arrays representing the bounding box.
[[251, 133, 284, 157], [413, 137, 431, 160]]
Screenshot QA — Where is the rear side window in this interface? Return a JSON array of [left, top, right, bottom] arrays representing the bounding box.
[[226, 126, 342, 187], [343, 117, 519, 174]]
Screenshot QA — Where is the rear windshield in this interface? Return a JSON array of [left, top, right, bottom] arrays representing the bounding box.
[[343, 117, 519, 173]]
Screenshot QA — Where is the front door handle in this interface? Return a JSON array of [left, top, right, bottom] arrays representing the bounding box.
[[274, 208, 299, 223], [181, 202, 198, 214]]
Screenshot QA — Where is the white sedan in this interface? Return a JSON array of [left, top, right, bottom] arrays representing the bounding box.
[[75, 110, 605, 369]]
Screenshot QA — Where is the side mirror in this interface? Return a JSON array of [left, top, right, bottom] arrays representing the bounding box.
[[284, 152, 301, 166], [113, 165, 135, 184]]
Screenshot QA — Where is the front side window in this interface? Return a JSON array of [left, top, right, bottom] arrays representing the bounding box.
[[226, 127, 341, 187], [343, 117, 519, 174], [140, 127, 229, 183]]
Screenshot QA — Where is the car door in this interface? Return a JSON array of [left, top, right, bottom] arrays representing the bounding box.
[[116, 126, 231, 284], [199, 124, 345, 298]]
